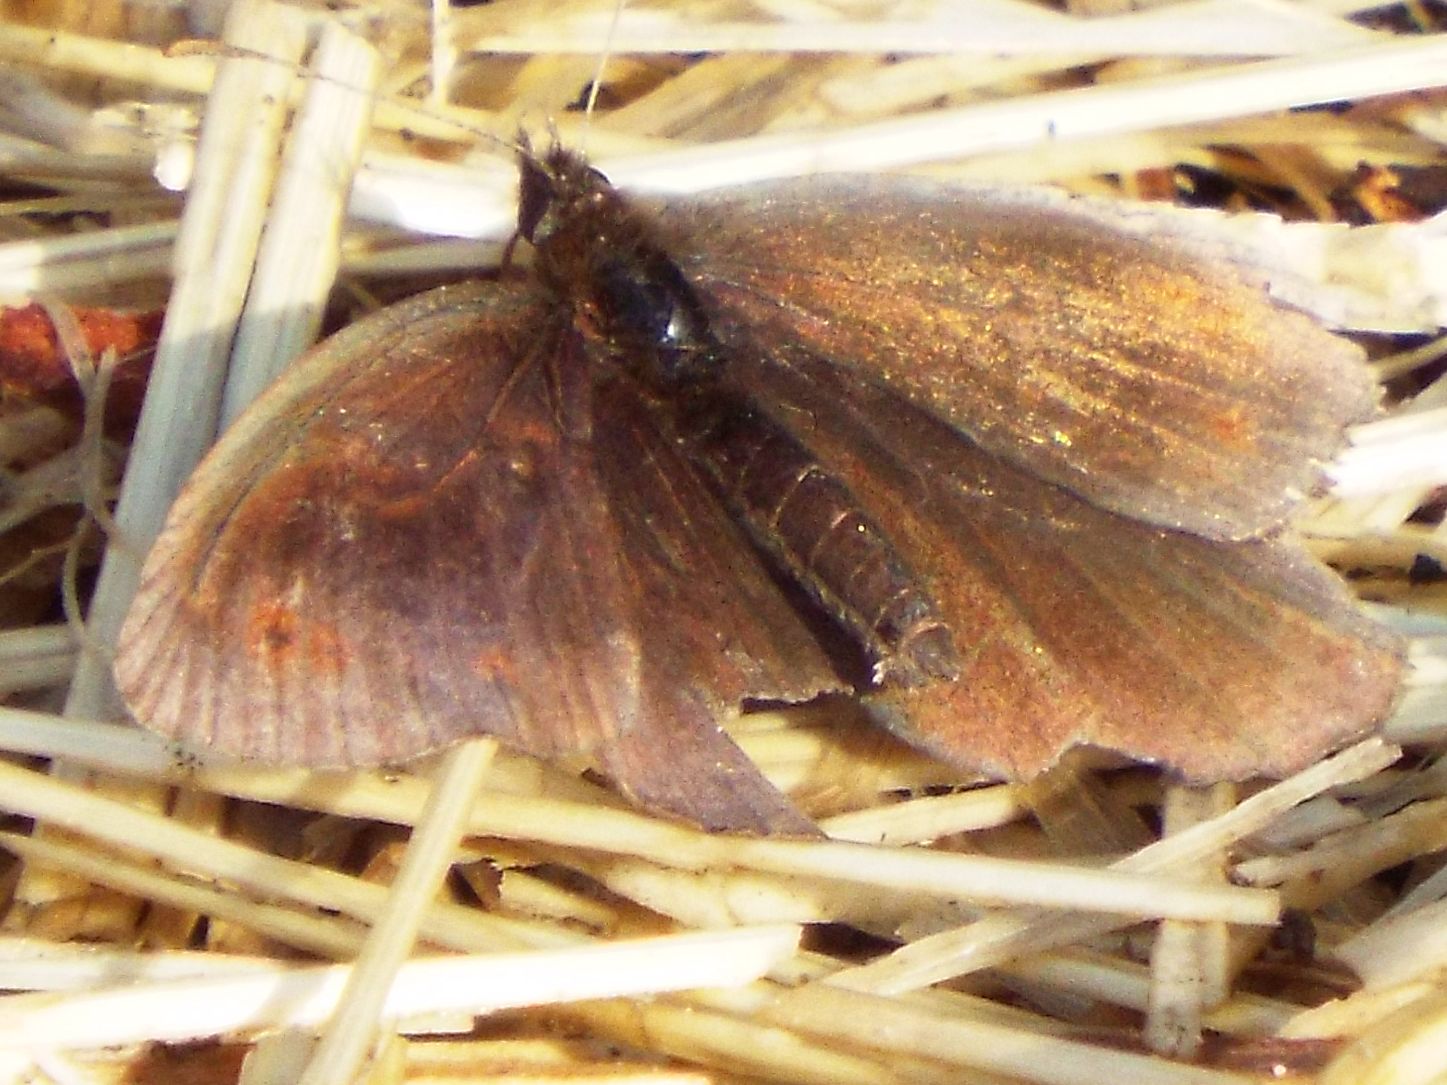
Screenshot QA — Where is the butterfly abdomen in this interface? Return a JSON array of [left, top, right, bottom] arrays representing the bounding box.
[[682, 388, 960, 687]]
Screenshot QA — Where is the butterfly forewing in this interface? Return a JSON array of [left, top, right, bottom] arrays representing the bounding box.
[[647, 179, 1379, 542]]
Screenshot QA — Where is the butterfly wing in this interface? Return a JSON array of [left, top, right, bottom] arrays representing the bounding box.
[[648, 180, 1378, 542], [732, 348, 1403, 782], [116, 281, 841, 832]]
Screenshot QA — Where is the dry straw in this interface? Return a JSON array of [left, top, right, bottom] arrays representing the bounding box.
[[1, 0, 1446, 1083]]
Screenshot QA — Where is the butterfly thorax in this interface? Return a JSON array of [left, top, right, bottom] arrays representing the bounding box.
[[518, 146, 721, 393]]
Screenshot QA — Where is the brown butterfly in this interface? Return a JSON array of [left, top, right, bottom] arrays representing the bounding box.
[[114, 147, 1405, 834]]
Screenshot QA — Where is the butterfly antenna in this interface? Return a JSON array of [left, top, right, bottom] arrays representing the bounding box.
[[580, 0, 628, 152]]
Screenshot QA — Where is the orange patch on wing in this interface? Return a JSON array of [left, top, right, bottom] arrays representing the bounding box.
[[245, 602, 351, 676], [471, 642, 518, 684], [247, 601, 299, 659], [301, 622, 352, 676], [1207, 403, 1249, 448]]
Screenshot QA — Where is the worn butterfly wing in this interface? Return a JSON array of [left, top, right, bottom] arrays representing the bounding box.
[[730, 346, 1403, 781], [647, 179, 1379, 542], [116, 282, 842, 833]]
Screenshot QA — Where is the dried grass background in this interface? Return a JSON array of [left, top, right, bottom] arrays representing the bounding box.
[[2, 0, 1447, 1083]]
